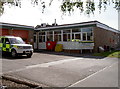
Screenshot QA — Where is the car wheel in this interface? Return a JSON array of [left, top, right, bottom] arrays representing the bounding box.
[[11, 50, 17, 58], [27, 53, 32, 58]]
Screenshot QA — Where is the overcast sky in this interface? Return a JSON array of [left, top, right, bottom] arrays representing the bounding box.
[[0, 0, 118, 30]]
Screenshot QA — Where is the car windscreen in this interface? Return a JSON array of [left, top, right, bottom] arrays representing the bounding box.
[[9, 37, 25, 44]]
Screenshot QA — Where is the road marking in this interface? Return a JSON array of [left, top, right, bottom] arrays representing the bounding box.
[[26, 58, 83, 68], [67, 62, 118, 88]]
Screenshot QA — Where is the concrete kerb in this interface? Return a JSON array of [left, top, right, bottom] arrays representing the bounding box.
[[2, 74, 48, 89]]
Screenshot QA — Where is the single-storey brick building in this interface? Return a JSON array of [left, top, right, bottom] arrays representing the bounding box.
[[0, 22, 34, 44], [34, 21, 120, 53]]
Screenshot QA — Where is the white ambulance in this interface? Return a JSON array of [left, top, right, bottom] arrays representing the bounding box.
[[0, 36, 33, 58]]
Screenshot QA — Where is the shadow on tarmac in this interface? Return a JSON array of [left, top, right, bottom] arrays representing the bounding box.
[[0, 53, 30, 60]]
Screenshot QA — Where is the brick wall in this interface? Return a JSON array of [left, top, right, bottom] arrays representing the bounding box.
[[93, 27, 120, 52]]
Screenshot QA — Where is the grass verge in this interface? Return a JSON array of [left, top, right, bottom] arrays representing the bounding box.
[[93, 51, 120, 58]]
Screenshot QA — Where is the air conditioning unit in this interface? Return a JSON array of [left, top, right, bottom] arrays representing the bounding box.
[[41, 23, 46, 27]]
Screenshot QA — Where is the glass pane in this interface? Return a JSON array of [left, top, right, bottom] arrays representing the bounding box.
[[58, 35, 61, 41], [54, 34, 61, 41], [63, 30, 70, 33], [47, 35, 53, 41], [39, 36, 42, 42], [83, 33, 86, 40], [9, 38, 25, 44], [72, 28, 81, 33], [67, 34, 70, 41], [54, 35, 58, 41], [82, 28, 92, 33], [47, 31, 53, 35], [87, 33, 93, 41], [5, 38, 10, 44], [2, 38, 4, 43], [39, 32, 45, 35], [75, 34, 81, 40], [63, 34, 67, 41], [72, 34, 74, 39], [34, 36, 36, 42], [42, 36, 45, 42], [54, 30, 61, 34]]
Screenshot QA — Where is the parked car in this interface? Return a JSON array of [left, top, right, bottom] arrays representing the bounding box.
[[0, 36, 33, 58]]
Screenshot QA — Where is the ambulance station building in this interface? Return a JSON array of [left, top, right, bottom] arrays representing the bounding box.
[[34, 21, 120, 53], [0, 22, 34, 44]]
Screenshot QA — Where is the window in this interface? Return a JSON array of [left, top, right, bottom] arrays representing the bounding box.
[[34, 36, 36, 42], [39, 36, 42, 42], [63, 33, 71, 41], [82, 28, 93, 41], [87, 33, 93, 41], [67, 34, 70, 41], [63, 30, 70, 33], [74, 33, 81, 41], [83, 33, 87, 41], [54, 34, 61, 41], [82, 28, 92, 33], [63, 34, 67, 41], [71, 30, 81, 42], [9, 37, 25, 44], [63, 29, 71, 41], [47, 35, 53, 41], [54, 30, 62, 41], [39, 31, 46, 42], [1, 38, 4, 43], [46, 31, 53, 41], [39, 32, 45, 35], [5, 38, 10, 44], [39, 36, 45, 42], [72, 28, 81, 32]]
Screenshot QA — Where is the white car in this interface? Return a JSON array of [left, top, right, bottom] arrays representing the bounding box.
[[0, 36, 33, 58]]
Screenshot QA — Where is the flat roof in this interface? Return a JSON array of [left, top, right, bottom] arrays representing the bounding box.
[[35, 21, 120, 33], [0, 22, 34, 30]]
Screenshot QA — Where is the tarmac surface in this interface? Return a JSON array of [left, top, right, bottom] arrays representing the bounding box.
[[0, 51, 119, 88]]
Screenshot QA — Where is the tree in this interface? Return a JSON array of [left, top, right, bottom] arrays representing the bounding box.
[[0, 0, 120, 16]]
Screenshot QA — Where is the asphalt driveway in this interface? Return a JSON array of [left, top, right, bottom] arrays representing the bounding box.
[[1, 52, 118, 88]]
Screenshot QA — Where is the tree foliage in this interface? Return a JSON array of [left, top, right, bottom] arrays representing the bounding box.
[[60, 0, 120, 14], [0, 0, 120, 16]]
